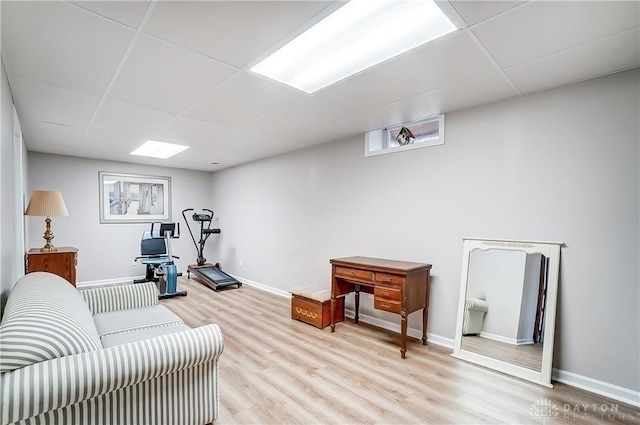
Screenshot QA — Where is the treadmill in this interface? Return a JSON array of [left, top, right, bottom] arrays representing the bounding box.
[[182, 208, 242, 291]]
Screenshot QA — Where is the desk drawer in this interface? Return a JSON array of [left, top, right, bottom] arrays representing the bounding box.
[[374, 286, 401, 301], [374, 272, 403, 285], [374, 298, 401, 314], [335, 266, 373, 281]]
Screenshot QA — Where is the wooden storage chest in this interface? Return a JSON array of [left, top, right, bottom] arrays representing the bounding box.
[[291, 287, 344, 329]]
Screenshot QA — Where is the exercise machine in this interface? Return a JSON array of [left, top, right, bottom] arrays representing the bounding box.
[[182, 208, 242, 291], [134, 222, 187, 299]]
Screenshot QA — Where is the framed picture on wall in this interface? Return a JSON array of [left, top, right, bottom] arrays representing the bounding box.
[[98, 172, 171, 224]]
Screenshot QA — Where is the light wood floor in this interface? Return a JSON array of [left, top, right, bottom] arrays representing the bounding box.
[[161, 277, 639, 424], [461, 336, 543, 372]]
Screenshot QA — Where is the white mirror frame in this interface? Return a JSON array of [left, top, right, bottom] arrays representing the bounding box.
[[452, 238, 563, 388]]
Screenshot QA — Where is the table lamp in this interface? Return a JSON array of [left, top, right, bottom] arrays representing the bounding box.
[[25, 190, 69, 252]]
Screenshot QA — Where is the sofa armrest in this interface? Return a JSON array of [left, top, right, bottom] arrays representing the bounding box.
[[80, 281, 158, 314], [465, 297, 489, 313], [1, 324, 223, 425]]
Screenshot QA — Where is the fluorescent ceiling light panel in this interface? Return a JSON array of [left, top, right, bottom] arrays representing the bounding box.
[[131, 140, 190, 159], [250, 0, 456, 93]]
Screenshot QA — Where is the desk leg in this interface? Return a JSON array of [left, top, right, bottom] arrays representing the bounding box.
[[423, 273, 430, 345], [330, 295, 336, 333], [354, 284, 360, 325], [422, 307, 428, 345], [401, 311, 407, 359]]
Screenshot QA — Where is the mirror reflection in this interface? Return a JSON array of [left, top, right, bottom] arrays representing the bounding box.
[[452, 238, 562, 387], [461, 249, 548, 372]]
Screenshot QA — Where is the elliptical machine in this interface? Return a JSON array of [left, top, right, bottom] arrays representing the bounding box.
[[183, 209, 219, 266], [182, 208, 242, 291]]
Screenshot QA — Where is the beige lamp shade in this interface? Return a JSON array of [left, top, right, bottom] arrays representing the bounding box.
[[25, 190, 69, 251], [25, 190, 69, 217]]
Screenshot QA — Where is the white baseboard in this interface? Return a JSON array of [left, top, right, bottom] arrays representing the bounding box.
[[78, 269, 191, 288], [230, 274, 292, 299], [552, 368, 640, 408], [89, 272, 637, 407], [77, 276, 141, 288], [480, 331, 517, 345], [232, 274, 456, 349], [344, 308, 455, 349]]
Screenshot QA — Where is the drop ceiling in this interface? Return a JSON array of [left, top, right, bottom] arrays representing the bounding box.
[[2, 1, 638, 171]]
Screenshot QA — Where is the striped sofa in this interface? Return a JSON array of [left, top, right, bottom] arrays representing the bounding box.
[[0, 272, 224, 425]]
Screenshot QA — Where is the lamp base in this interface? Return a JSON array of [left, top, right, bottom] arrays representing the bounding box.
[[41, 217, 56, 252]]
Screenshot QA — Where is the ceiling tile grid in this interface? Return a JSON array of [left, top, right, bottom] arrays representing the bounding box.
[[505, 27, 640, 94], [470, 0, 640, 69], [89, 99, 178, 139], [105, 34, 238, 114], [313, 31, 498, 114], [1, 0, 637, 171], [70, 1, 151, 29]]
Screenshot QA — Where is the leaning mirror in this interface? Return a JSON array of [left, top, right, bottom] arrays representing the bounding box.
[[452, 238, 562, 387]]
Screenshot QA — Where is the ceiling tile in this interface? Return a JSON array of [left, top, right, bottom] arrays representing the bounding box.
[[363, 72, 519, 129], [150, 116, 233, 149], [90, 100, 178, 139], [151, 116, 309, 166], [506, 28, 640, 94], [143, 1, 334, 68], [473, 0, 640, 68], [447, 1, 525, 27], [1, 1, 134, 96], [9, 77, 101, 128], [107, 34, 238, 114], [313, 31, 496, 113], [70, 1, 151, 28], [242, 98, 360, 141], [21, 119, 138, 154], [184, 71, 306, 127]]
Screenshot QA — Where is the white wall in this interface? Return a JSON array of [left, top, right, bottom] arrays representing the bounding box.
[[209, 70, 639, 393], [0, 56, 27, 313], [26, 153, 214, 283]]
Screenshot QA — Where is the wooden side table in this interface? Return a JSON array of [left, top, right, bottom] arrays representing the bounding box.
[[26, 247, 78, 286]]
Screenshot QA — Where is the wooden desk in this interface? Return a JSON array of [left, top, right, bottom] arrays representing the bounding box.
[[330, 256, 431, 359], [26, 247, 78, 286]]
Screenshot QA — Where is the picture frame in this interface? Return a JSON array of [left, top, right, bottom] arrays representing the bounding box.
[[98, 172, 171, 224]]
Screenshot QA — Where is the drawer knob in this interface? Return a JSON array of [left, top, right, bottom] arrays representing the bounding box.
[[350, 270, 356, 277], [383, 277, 392, 282], [381, 303, 391, 310], [382, 291, 391, 297]]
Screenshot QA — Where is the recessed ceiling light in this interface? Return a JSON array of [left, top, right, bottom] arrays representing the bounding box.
[[130, 140, 190, 159], [250, 0, 457, 93]]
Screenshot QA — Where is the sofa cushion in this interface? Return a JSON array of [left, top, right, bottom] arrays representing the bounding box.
[[0, 272, 102, 373], [93, 305, 184, 340]]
